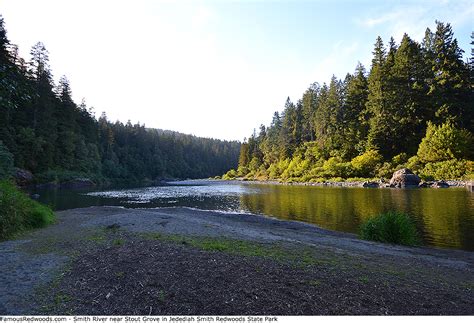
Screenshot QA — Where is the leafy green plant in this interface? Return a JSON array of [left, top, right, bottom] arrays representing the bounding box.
[[0, 180, 55, 240], [417, 122, 473, 163], [419, 159, 470, 180], [351, 150, 383, 177], [359, 211, 420, 246]]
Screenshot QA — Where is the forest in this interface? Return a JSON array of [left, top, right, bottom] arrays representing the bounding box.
[[225, 22, 474, 182], [0, 16, 240, 185]]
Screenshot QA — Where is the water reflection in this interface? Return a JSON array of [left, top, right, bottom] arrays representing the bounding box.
[[239, 184, 474, 250], [34, 181, 474, 251]]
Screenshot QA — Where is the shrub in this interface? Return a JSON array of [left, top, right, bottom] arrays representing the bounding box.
[[248, 157, 261, 173], [359, 211, 419, 246], [417, 122, 473, 163], [222, 169, 237, 180], [391, 153, 408, 166], [351, 150, 383, 177], [376, 162, 395, 179], [282, 156, 311, 180], [406, 155, 423, 173], [0, 180, 55, 240], [419, 159, 469, 180]]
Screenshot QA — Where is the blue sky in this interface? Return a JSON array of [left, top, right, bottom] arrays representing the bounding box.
[[1, 0, 472, 140]]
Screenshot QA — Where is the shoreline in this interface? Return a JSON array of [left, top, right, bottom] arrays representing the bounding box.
[[216, 178, 469, 188]]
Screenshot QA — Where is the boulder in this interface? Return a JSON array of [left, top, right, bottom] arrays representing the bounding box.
[[14, 168, 33, 186], [389, 168, 421, 188], [418, 181, 433, 188], [362, 181, 379, 188]]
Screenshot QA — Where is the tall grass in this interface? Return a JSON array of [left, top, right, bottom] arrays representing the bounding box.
[[359, 211, 420, 246], [0, 180, 55, 240]]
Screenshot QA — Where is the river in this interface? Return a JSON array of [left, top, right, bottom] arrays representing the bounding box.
[[34, 180, 474, 251]]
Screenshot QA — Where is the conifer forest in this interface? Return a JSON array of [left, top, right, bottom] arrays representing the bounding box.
[[0, 16, 240, 184], [226, 22, 473, 182]]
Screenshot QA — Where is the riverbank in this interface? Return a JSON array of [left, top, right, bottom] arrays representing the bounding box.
[[221, 178, 468, 188], [0, 206, 473, 315]]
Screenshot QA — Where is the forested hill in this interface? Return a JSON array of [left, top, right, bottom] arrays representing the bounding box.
[[0, 16, 240, 184], [225, 22, 473, 182]]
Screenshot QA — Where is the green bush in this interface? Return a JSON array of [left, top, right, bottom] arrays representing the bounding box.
[[351, 150, 383, 177], [222, 169, 237, 180], [406, 155, 423, 173], [376, 162, 395, 179], [0, 180, 55, 240], [419, 159, 469, 180], [417, 122, 473, 163], [359, 211, 419, 246], [322, 157, 354, 178]]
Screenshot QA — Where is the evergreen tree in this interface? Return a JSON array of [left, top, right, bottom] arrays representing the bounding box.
[[342, 62, 369, 158], [429, 21, 471, 130], [301, 82, 319, 142]]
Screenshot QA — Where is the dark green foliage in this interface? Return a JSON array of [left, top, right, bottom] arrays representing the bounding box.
[[0, 141, 14, 179], [359, 212, 420, 246], [0, 16, 240, 184], [0, 180, 55, 240], [232, 21, 472, 182]]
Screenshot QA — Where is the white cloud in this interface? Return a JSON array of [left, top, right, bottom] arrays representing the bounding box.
[[357, 0, 473, 43]]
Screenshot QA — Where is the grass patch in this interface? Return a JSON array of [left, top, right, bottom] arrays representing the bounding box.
[[157, 290, 165, 302], [358, 276, 369, 284], [142, 232, 337, 268], [144, 233, 284, 258], [359, 211, 420, 246], [113, 238, 124, 246], [86, 233, 106, 243], [308, 279, 321, 286], [0, 180, 55, 241]]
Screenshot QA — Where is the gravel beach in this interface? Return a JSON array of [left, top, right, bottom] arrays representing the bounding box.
[[0, 206, 473, 315]]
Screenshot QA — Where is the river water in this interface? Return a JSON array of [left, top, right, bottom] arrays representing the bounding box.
[[34, 180, 474, 251]]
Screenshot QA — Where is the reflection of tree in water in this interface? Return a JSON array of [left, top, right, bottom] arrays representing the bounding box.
[[239, 184, 473, 250]]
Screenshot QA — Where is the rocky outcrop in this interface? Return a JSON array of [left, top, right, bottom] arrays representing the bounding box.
[[13, 168, 33, 186], [389, 168, 421, 188]]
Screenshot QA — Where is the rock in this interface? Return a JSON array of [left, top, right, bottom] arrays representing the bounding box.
[[14, 168, 33, 186], [431, 180, 449, 188], [31, 193, 40, 199], [362, 181, 379, 188], [389, 168, 421, 188], [60, 178, 96, 189], [418, 181, 433, 188]]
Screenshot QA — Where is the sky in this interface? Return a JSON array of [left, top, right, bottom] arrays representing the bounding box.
[[1, 0, 473, 141]]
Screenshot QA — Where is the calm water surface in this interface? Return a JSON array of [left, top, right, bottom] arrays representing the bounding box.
[[34, 180, 474, 251]]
